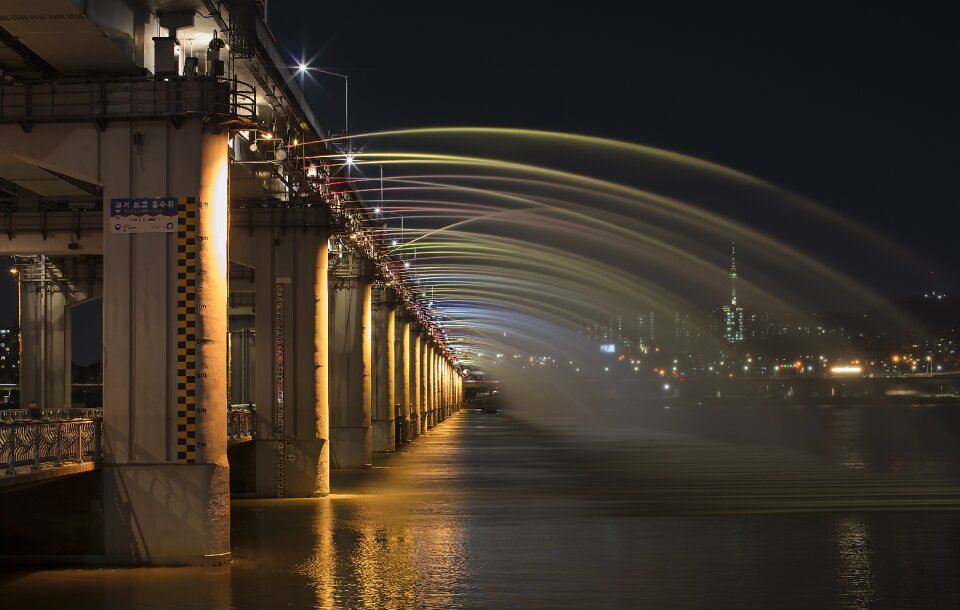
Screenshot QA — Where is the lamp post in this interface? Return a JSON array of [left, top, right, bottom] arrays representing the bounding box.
[[297, 62, 349, 153]]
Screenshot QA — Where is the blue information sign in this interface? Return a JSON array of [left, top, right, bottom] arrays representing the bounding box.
[[110, 197, 178, 233]]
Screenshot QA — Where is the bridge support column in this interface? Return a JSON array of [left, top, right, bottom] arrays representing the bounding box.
[[230, 208, 331, 498], [411, 331, 421, 437], [329, 261, 372, 467], [396, 316, 411, 443], [420, 336, 429, 432], [101, 120, 229, 565], [18, 274, 68, 410], [371, 287, 395, 452], [441, 360, 449, 420], [437, 352, 445, 421], [448, 362, 454, 416], [15, 256, 101, 411], [429, 344, 438, 429], [455, 373, 462, 410], [425, 339, 433, 431]]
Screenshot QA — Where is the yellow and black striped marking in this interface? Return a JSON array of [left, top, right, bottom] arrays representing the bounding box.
[[176, 196, 198, 463]]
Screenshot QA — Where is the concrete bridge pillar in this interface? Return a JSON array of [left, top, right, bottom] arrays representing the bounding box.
[[0, 116, 231, 565], [432, 348, 440, 425], [430, 345, 437, 426], [438, 359, 445, 421], [448, 362, 454, 416], [421, 337, 431, 432], [411, 331, 422, 437], [18, 274, 67, 410], [230, 208, 331, 497], [441, 360, 449, 420], [329, 258, 373, 467], [437, 348, 447, 422], [17, 257, 102, 411], [455, 373, 462, 409], [371, 287, 396, 452], [100, 119, 230, 565], [395, 317, 412, 443], [439, 353, 446, 421]]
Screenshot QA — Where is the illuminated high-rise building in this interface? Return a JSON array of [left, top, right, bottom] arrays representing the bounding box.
[[721, 243, 745, 343], [638, 311, 655, 346]]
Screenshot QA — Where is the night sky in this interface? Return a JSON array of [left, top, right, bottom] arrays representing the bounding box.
[[267, 1, 957, 295], [1, 3, 956, 332]]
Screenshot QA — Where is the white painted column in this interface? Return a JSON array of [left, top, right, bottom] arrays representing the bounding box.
[[411, 331, 421, 437], [395, 316, 411, 443], [101, 119, 229, 566], [423, 338, 433, 430], [329, 261, 372, 468], [230, 210, 331, 497], [18, 277, 67, 410], [371, 287, 395, 452]]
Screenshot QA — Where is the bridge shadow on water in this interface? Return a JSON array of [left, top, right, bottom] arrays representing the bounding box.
[[3, 407, 960, 608]]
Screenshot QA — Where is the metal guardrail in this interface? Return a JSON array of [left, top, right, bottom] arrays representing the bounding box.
[[0, 417, 101, 476], [0, 408, 102, 424], [0, 76, 255, 126], [0, 405, 252, 478]]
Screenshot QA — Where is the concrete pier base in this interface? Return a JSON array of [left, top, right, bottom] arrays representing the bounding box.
[[330, 428, 373, 468], [103, 463, 230, 566], [372, 421, 394, 452]]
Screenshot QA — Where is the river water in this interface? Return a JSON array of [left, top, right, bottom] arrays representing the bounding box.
[[2, 403, 960, 609]]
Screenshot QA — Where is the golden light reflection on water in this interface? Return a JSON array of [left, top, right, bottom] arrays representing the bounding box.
[[831, 409, 867, 470], [295, 451, 469, 609], [835, 516, 877, 610], [294, 498, 336, 609]]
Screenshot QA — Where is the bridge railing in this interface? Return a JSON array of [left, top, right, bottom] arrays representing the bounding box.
[[0, 76, 256, 126], [0, 417, 101, 476], [0, 408, 103, 423]]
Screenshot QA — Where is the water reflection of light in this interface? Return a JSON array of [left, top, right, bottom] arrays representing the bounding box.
[[295, 462, 469, 608], [294, 499, 336, 609], [832, 409, 867, 470], [834, 516, 877, 609]]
